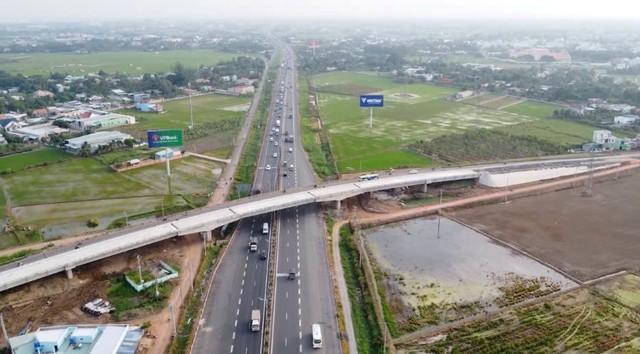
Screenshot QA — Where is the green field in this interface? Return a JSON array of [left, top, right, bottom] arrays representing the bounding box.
[[312, 72, 598, 172], [504, 100, 564, 118], [0, 50, 241, 76], [0, 149, 71, 172], [498, 118, 595, 145], [116, 94, 251, 140]]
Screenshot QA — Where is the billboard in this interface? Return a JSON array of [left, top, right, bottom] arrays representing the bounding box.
[[147, 129, 183, 148], [359, 95, 384, 108]]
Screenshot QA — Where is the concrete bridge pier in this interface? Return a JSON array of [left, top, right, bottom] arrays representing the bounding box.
[[64, 265, 75, 279], [421, 182, 428, 193], [200, 230, 212, 242]]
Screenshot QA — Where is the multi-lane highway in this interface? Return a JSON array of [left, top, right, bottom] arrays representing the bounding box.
[[269, 49, 341, 353], [192, 46, 290, 354]]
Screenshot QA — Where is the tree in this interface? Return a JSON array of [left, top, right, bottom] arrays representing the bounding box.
[[78, 141, 92, 157]]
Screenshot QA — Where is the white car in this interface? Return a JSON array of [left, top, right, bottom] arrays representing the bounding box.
[[274, 142, 278, 146], [409, 169, 418, 174], [269, 137, 273, 142], [273, 152, 278, 158], [288, 147, 293, 153], [265, 165, 271, 170]]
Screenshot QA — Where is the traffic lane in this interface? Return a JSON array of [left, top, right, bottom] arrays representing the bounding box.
[[272, 207, 303, 354], [192, 219, 254, 354], [298, 204, 340, 353]]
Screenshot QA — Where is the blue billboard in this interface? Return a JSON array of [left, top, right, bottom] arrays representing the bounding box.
[[359, 95, 384, 108]]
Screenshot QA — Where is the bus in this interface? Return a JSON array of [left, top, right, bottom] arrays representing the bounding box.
[[311, 324, 322, 349], [357, 173, 379, 182]]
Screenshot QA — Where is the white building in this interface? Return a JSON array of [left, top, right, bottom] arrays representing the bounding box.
[[7, 123, 68, 141], [455, 90, 474, 100], [593, 130, 616, 144], [65, 131, 134, 154], [71, 113, 136, 131], [614, 115, 639, 125]]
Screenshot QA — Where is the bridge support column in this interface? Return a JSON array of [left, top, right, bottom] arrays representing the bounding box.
[[335, 199, 341, 211], [65, 266, 75, 279], [421, 183, 428, 193], [200, 230, 212, 242]]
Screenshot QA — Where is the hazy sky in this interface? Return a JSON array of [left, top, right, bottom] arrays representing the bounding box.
[[5, 0, 640, 21]]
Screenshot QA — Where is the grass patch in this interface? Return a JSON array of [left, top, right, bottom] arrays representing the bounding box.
[[107, 275, 172, 321], [202, 147, 232, 159], [116, 94, 250, 141], [0, 149, 71, 172], [0, 50, 241, 76], [339, 224, 384, 354], [503, 100, 565, 118], [312, 71, 397, 92], [498, 118, 595, 146], [300, 73, 339, 179], [0, 248, 39, 265]]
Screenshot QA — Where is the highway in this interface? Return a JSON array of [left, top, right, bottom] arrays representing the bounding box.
[[269, 48, 341, 353], [192, 46, 288, 354]]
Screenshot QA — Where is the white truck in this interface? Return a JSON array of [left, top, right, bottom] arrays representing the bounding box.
[[251, 310, 261, 332], [249, 237, 258, 252]]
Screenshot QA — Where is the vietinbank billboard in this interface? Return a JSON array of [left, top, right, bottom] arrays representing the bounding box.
[[359, 95, 384, 108], [147, 129, 183, 148]]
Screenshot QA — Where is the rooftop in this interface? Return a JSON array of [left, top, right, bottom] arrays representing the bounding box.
[[8, 325, 143, 354]]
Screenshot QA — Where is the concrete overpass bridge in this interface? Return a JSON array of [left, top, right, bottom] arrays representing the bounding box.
[[0, 169, 479, 292]]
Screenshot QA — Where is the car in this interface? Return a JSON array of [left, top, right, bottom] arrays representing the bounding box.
[[274, 141, 278, 146], [260, 250, 267, 260], [283, 171, 288, 177], [409, 169, 418, 174], [288, 268, 296, 280], [273, 152, 278, 158], [265, 165, 271, 170], [288, 147, 293, 153], [269, 137, 273, 142]]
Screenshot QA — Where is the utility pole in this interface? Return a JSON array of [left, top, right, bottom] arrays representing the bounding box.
[[1, 313, 12, 354], [136, 255, 143, 284], [437, 189, 443, 239], [169, 303, 177, 338]]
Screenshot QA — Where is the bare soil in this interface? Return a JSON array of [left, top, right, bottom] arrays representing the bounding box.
[[0, 233, 203, 353], [451, 173, 640, 282]]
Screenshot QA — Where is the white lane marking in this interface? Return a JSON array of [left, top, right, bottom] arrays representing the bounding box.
[[287, 242, 289, 247], [254, 280, 256, 287], [298, 306, 301, 313], [238, 298, 241, 305], [286, 291, 289, 298], [299, 331, 302, 339], [234, 319, 238, 327], [236, 308, 239, 316], [298, 288, 300, 295], [230, 345, 233, 353], [232, 332, 236, 340], [298, 279, 300, 286], [240, 288, 243, 295], [286, 312, 288, 320], [245, 255, 248, 261], [298, 262, 300, 269], [285, 338, 288, 346], [299, 344, 302, 353], [299, 320, 301, 328], [241, 279, 244, 286]]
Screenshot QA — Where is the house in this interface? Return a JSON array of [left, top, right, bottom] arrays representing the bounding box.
[[614, 115, 639, 125], [455, 90, 473, 100], [135, 103, 164, 113], [7, 123, 68, 141], [230, 85, 255, 95], [131, 92, 149, 103], [32, 108, 49, 118], [111, 89, 127, 96], [32, 90, 55, 98], [75, 93, 87, 100], [221, 75, 231, 82], [1, 118, 24, 132], [235, 77, 254, 86], [593, 130, 616, 144]]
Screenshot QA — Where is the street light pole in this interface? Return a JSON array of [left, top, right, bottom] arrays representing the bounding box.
[[437, 189, 443, 239]]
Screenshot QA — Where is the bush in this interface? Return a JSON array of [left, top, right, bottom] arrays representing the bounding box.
[[87, 218, 100, 228]]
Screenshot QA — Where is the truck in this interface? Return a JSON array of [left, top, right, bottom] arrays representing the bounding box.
[[250, 310, 261, 332], [249, 237, 258, 252]]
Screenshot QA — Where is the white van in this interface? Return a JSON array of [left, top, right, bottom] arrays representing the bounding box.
[[262, 222, 269, 235], [311, 324, 322, 349]]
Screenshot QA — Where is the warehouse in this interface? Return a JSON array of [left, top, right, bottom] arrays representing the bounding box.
[[71, 113, 136, 131], [65, 131, 134, 154]]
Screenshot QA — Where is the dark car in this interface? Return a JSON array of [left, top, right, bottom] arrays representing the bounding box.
[[260, 250, 267, 260]]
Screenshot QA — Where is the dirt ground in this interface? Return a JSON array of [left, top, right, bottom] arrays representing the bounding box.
[[451, 173, 640, 282], [0, 234, 203, 353]]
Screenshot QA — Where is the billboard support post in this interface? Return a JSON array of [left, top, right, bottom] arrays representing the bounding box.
[[165, 148, 171, 178], [360, 95, 384, 130]]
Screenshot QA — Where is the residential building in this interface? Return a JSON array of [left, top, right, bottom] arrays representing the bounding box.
[[65, 131, 134, 154], [71, 113, 136, 131], [135, 103, 164, 113], [0, 118, 20, 132], [230, 85, 255, 95], [235, 77, 254, 86], [32, 90, 55, 98], [455, 90, 474, 100], [111, 89, 127, 96], [7, 324, 143, 354], [614, 115, 639, 125], [32, 108, 49, 118], [593, 130, 616, 144]]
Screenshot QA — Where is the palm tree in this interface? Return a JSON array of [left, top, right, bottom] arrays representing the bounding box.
[[78, 141, 92, 157]]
